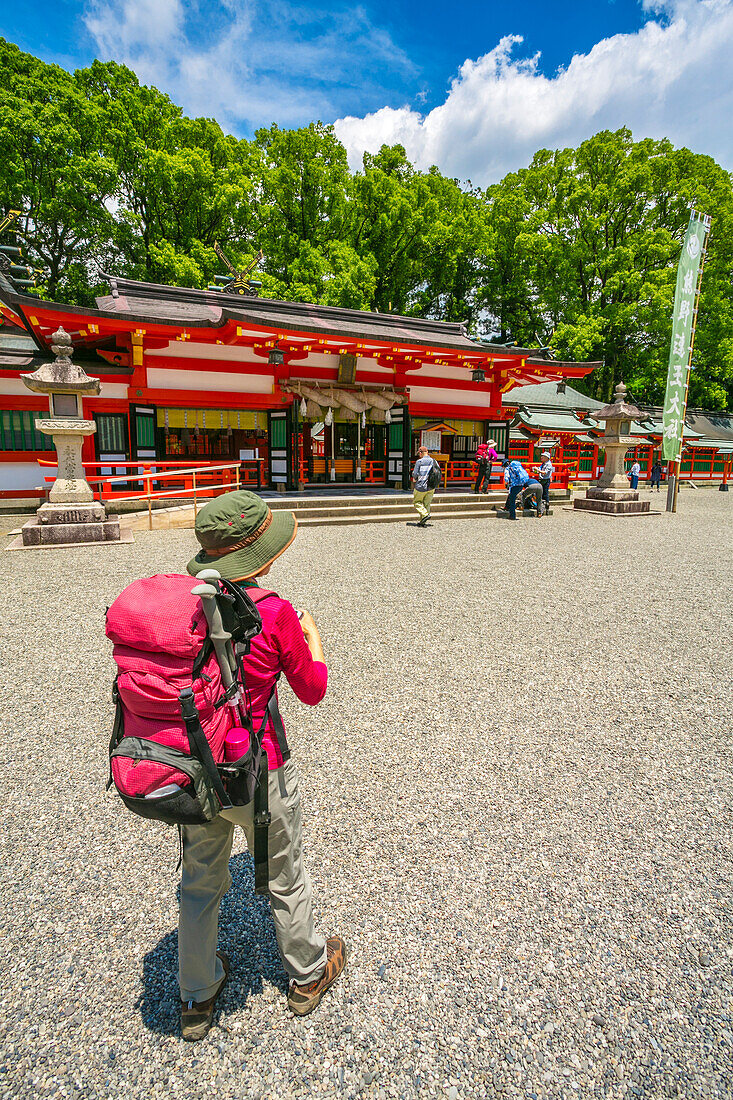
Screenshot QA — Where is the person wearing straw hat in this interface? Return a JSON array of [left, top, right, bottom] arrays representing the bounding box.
[[532, 451, 554, 515], [179, 490, 345, 1040]]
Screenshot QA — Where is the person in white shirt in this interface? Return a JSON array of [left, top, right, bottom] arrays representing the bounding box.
[[629, 461, 641, 490], [532, 451, 554, 514]]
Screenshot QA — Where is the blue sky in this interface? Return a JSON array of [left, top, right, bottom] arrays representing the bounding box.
[[1, 0, 731, 183]]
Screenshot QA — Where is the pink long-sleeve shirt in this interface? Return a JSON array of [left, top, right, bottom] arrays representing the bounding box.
[[241, 588, 328, 769]]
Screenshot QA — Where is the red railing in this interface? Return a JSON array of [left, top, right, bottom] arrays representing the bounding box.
[[38, 459, 253, 528], [38, 458, 265, 499], [297, 457, 387, 484], [441, 460, 572, 491], [364, 460, 386, 483]]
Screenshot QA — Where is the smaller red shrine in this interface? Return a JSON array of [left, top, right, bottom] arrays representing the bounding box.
[[503, 381, 733, 486]]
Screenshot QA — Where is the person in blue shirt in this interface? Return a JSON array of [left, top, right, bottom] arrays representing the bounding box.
[[502, 459, 530, 520]]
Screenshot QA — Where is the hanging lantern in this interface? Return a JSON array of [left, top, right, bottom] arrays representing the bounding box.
[[268, 346, 285, 367], [300, 396, 307, 418], [472, 366, 486, 384], [324, 407, 333, 426], [556, 379, 567, 394]]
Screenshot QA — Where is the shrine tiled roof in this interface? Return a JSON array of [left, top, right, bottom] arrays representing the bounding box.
[[95, 274, 501, 355], [684, 410, 733, 445], [513, 409, 597, 434], [0, 327, 43, 369], [503, 380, 604, 411]]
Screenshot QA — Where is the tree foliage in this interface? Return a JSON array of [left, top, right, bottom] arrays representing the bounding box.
[[485, 130, 733, 405], [1, 39, 732, 407]]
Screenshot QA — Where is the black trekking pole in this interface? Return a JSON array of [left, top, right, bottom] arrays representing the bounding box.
[[191, 571, 248, 728], [193, 568, 271, 895]]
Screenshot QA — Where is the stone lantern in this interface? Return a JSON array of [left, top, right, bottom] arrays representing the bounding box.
[[574, 381, 651, 516], [12, 327, 125, 547]]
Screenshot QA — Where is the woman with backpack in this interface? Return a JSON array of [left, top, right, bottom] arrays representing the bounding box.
[[178, 491, 346, 1039], [473, 438, 500, 493]]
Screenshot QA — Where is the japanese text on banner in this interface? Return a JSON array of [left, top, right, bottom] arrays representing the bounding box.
[[662, 215, 708, 460]]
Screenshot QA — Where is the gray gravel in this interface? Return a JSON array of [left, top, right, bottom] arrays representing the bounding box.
[[1, 489, 732, 1100]]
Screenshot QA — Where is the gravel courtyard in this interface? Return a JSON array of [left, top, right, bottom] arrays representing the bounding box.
[[1, 490, 731, 1100]]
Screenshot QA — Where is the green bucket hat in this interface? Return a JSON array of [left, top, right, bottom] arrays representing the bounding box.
[[187, 490, 297, 581]]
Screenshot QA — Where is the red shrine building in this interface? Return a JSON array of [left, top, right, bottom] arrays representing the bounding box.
[[0, 274, 599, 494]]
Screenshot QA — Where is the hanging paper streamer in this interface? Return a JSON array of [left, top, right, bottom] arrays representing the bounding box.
[[300, 397, 307, 418], [325, 407, 333, 426], [361, 411, 366, 428], [385, 408, 392, 424]]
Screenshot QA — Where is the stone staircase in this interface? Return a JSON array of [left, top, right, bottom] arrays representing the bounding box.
[[123, 488, 570, 532]]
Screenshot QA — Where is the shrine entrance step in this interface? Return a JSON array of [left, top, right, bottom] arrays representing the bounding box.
[[123, 488, 571, 531]]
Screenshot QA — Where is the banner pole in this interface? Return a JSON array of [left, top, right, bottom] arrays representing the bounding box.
[[671, 210, 712, 512]]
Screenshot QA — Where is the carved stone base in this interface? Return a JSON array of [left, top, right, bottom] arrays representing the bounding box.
[[574, 487, 651, 515], [36, 502, 106, 525], [585, 487, 640, 502], [19, 513, 123, 546]]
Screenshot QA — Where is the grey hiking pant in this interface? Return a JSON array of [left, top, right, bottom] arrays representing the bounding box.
[[178, 760, 327, 1003]]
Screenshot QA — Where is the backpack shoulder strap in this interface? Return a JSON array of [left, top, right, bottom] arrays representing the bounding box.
[[266, 677, 290, 761], [248, 587, 278, 603], [107, 676, 125, 790], [234, 588, 291, 761]]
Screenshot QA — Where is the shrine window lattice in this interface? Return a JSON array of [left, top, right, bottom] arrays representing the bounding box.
[[0, 410, 55, 452]]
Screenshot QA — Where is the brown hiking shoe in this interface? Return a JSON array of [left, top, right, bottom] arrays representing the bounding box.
[[180, 952, 229, 1042], [287, 936, 346, 1016]]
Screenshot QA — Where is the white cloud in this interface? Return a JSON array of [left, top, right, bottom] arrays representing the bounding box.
[[334, 0, 733, 184], [84, 0, 414, 131]]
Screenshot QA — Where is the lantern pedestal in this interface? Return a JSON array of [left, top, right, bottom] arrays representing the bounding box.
[[6, 326, 130, 550], [573, 382, 652, 517], [574, 487, 650, 515], [18, 506, 123, 547]]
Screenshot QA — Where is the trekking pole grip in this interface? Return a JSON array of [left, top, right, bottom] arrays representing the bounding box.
[[192, 582, 237, 683]]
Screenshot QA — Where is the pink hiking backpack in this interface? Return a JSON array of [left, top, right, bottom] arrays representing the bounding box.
[[106, 573, 288, 891]]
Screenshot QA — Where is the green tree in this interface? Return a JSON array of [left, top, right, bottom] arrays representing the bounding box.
[[2, 38, 732, 409], [0, 39, 118, 302], [248, 122, 369, 306], [348, 146, 486, 323], [482, 129, 733, 406], [79, 61, 257, 289]]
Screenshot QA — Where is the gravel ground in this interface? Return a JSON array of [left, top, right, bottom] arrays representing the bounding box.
[[1, 490, 731, 1100]]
